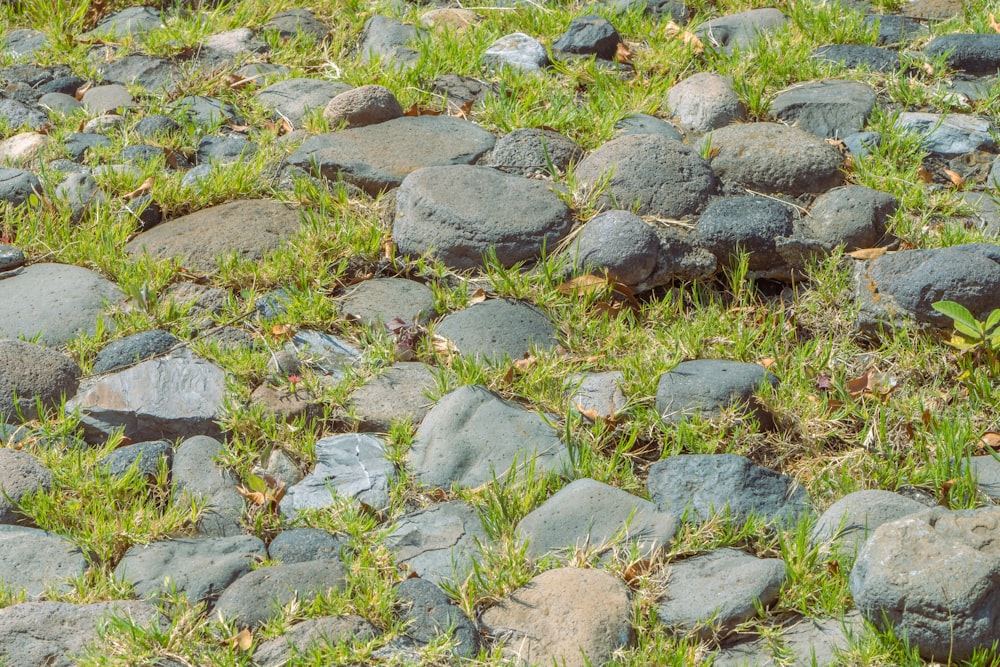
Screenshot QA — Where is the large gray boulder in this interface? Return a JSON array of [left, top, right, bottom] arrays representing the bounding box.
[[0, 525, 87, 599], [695, 8, 788, 53], [666, 72, 744, 132], [769, 79, 877, 139], [213, 560, 348, 628], [894, 112, 995, 158], [811, 490, 926, 556], [384, 500, 490, 584], [433, 299, 559, 364], [0, 340, 80, 423], [655, 359, 778, 424], [694, 196, 796, 274], [799, 185, 898, 252]]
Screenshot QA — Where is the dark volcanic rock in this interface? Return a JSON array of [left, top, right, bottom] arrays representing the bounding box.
[[655, 359, 779, 424], [694, 195, 796, 273], [695, 8, 788, 53], [489, 127, 584, 176], [255, 78, 352, 129], [569, 210, 661, 286], [384, 500, 490, 584], [98, 440, 173, 481], [924, 34, 1000, 75], [0, 340, 80, 423], [0, 167, 41, 206], [396, 577, 480, 657], [553, 15, 621, 60], [92, 330, 178, 374], [769, 79, 877, 139], [0, 449, 51, 524], [0, 525, 87, 598], [434, 299, 559, 363], [812, 44, 902, 72]]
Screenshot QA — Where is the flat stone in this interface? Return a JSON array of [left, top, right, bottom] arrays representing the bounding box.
[[812, 44, 901, 72], [98, 439, 172, 481], [286, 329, 361, 379], [569, 210, 660, 287], [694, 196, 796, 274], [38, 92, 83, 115], [280, 434, 396, 517], [286, 115, 496, 196], [268, 528, 344, 564], [196, 135, 255, 165], [902, 0, 964, 19], [655, 359, 778, 424], [347, 362, 437, 432], [421, 8, 480, 31], [0, 167, 41, 206], [250, 384, 320, 423], [115, 535, 266, 607], [613, 113, 684, 140], [394, 165, 572, 270], [66, 349, 226, 443], [203, 28, 267, 58], [0, 97, 49, 131], [384, 500, 490, 584], [81, 84, 133, 114], [481, 567, 633, 667], [969, 455, 1000, 499], [62, 132, 112, 161], [924, 34, 1000, 75], [3, 29, 47, 59], [396, 577, 479, 657], [337, 277, 436, 328], [811, 490, 926, 556], [161, 282, 227, 330], [799, 185, 898, 251], [894, 112, 995, 158], [87, 6, 164, 39], [647, 453, 812, 526], [769, 80, 877, 139], [262, 8, 330, 41], [0, 244, 25, 271], [253, 615, 377, 667], [407, 385, 570, 489], [430, 73, 496, 113], [553, 15, 621, 60], [0, 525, 87, 598], [862, 14, 924, 46], [255, 78, 352, 129], [0, 263, 123, 346], [657, 548, 785, 637], [169, 96, 239, 128], [96, 55, 182, 93], [517, 478, 678, 559], [214, 559, 348, 629], [667, 72, 744, 132], [0, 449, 51, 524], [850, 506, 1000, 661], [695, 8, 788, 53], [323, 85, 402, 128], [489, 127, 584, 177], [0, 340, 80, 423], [574, 134, 717, 218], [712, 612, 864, 666], [0, 131, 47, 165], [434, 299, 558, 364], [484, 33, 549, 72], [171, 435, 243, 538], [53, 172, 104, 222], [126, 199, 304, 274], [358, 15, 422, 68], [92, 329, 178, 374], [567, 371, 627, 420]]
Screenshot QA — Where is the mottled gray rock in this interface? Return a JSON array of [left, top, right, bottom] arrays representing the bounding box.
[[0, 97, 49, 131], [3, 29, 47, 59], [655, 359, 778, 424], [171, 435, 243, 537], [93, 330, 178, 374], [894, 112, 995, 157], [396, 577, 479, 657], [203, 28, 267, 58], [98, 440, 172, 481], [214, 559, 347, 628], [0, 131, 47, 165], [96, 54, 182, 93], [286, 115, 495, 196], [924, 34, 1000, 75], [842, 130, 882, 158], [407, 385, 570, 489], [169, 96, 239, 128], [812, 44, 901, 72], [647, 453, 811, 525], [118, 144, 164, 165], [359, 15, 422, 67], [62, 132, 112, 161], [695, 195, 796, 273], [384, 500, 490, 583], [574, 134, 717, 218], [614, 113, 684, 140], [250, 383, 320, 423], [115, 535, 266, 606], [567, 371, 627, 421], [81, 84, 133, 115], [969, 454, 1000, 499], [569, 210, 660, 286], [263, 8, 330, 41], [53, 172, 104, 222], [286, 329, 361, 379], [430, 73, 496, 113], [394, 165, 572, 270], [337, 278, 436, 328], [347, 362, 437, 432], [323, 85, 402, 128], [280, 434, 396, 517], [863, 14, 924, 46], [255, 78, 352, 129], [811, 490, 926, 556], [706, 122, 844, 195], [0, 525, 87, 598], [126, 199, 303, 273], [799, 185, 898, 252], [657, 548, 785, 637], [434, 299, 558, 364], [38, 92, 82, 115], [268, 528, 344, 564], [161, 282, 227, 330], [517, 478, 678, 559], [195, 135, 255, 165], [853, 243, 1000, 334], [712, 612, 864, 666], [82, 114, 125, 133], [481, 567, 633, 667], [603, 0, 687, 19], [484, 33, 550, 72], [769, 80, 877, 139], [0, 340, 80, 423], [696, 8, 788, 53], [489, 127, 583, 176], [66, 349, 226, 443], [253, 615, 377, 667], [0, 167, 41, 206], [0, 449, 51, 524], [0, 244, 25, 271], [667, 72, 744, 133], [850, 506, 1000, 661], [87, 6, 164, 39], [0, 263, 123, 346], [553, 15, 620, 60]]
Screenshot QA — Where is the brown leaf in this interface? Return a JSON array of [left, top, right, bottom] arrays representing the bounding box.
[[575, 403, 601, 422], [236, 486, 268, 505], [943, 168, 965, 189], [75, 82, 92, 101], [826, 560, 840, 576], [271, 323, 293, 339], [452, 99, 474, 120], [921, 62, 935, 76], [815, 373, 833, 391], [231, 627, 253, 651], [847, 247, 888, 261], [615, 42, 633, 64], [122, 177, 153, 201], [978, 431, 1000, 453], [938, 478, 956, 506], [469, 288, 488, 304], [680, 30, 703, 54], [759, 357, 776, 369], [846, 370, 874, 398], [916, 165, 933, 183], [558, 274, 608, 295], [513, 355, 537, 372], [403, 103, 441, 117], [623, 559, 652, 585], [990, 13, 1000, 32]]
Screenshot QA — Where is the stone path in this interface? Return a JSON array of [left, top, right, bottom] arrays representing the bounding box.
[[1, 1, 999, 665]]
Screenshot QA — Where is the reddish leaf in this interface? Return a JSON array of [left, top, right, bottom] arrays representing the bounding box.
[[815, 373, 833, 391]]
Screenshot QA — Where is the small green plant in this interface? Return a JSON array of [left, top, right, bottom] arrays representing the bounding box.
[[931, 300, 1000, 352]]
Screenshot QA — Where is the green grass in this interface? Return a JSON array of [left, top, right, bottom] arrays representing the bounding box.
[[2, 0, 1000, 663]]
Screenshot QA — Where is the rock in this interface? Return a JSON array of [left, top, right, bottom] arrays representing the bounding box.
[[268, 528, 344, 564], [569, 210, 660, 286], [280, 434, 396, 517], [667, 72, 744, 133], [655, 359, 778, 424], [3, 29, 48, 59], [517, 478, 678, 559], [396, 578, 479, 657], [250, 384, 320, 423], [255, 78, 352, 129], [0, 167, 41, 206], [853, 243, 1000, 334], [286, 329, 361, 378], [384, 500, 490, 584], [253, 615, 377, 667], [711, 613, 864, 667], [842, 130, 882, 158], [489, 127, 583, 176], [406, 385, 570, 489], [0, 449, 51, 524], [603, 0, 687, 20], [434, 299, 559, 363], [574, 134, 717, 218], [647, 453, 812, 525], [62, 132, 112, 161], [811, 44, 901, 72], [82, 114, 125, 133], [115, 535, 266, 607], [0, 263, 123, 346], [894, 112, 995, 157], [171, 435, 243, 537], [87, 6, 164, 39], [126, 199, 304, 274], [96, 54, 182, 93], [850, 506, 1000, 661], [195, 135, 255, 164], [706, 122, 844, 195], [98, 439, 172, 482], [214, 559, 347, 629], [430, 73, 496, 113], [161, 282, 228, 330], [323, 85, 403, 128], [203, 28, 267, 58], [553, 15, 620, 60], [347, 362, 437, 431], [258, 449, 303, 489], [92, 330, 178, 374], [481, 567, 633, 667], [769, 80, 877, 139], [80, 84, 133, 114], [695, 8, 788, 53], [38, 92, 83, 115], [262, 8, 330, 42], [119, 144, 165, 165], [613, 113, 684, 140], [924, 34, 1000, 75], [811, 490, 926, 555], [0, 340, 80, 423], [285, 115, 496, 196], [901, 0, 964, 17], [421, 8, 480, 31], [863, 14, 924, 46], [0, 244, 25, 271], [0, 600, 159, 667], [969, 455, 1000, 498], [484, 33, 549, 72], [0, 97, 49, 131], [0, 525, 87, 598], [394, 165, 572, 270], [694, 195, 796, 274], [799, 185, 898, 252], [0, 131, 47, 165], [567, 371, 627, 421], [337, 277, 436, 328], [53, 172, 104, 222], [66, 349, 226, 443], [657, 548, 785, 637], [169, 95, 239, 128], [358, 15, 422, 68]]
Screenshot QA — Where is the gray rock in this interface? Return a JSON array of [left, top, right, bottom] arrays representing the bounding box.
[[567, 371, 627, 421], [800, 185, 898, 251], [255, 78, 352, 129], [253, 615, 377, 667], [67, 350, 226, 443], [657, 548, 785, 637], [842, 130, 882, 158], [161, 282, 227, 330], [203, 28, 267, 58], [667, 72, 744, 133], [384, 500, 490, 584], [712, 612, 864, 666], [434, 299, 558, 364], [92, 330, 178, 374], [263, 8, 330, 41], [969, 454, 1000, 498], [516, 478, 678, 559], [171, 435, 243, 537], [553, 15, 621, 60], [98, 440, 172, 481], [706, 122, 844, 195], [323, 85, 403, 128], [603, 0, 687, 20], [613, 113, 684, 140], [489, 127, 584, 176], [812, 44, 901, 72], [0, 525, 87, 598], [280, 434, 396, 517], [87, 6, 164, 39], [430, 73, 496, 113], [484, 33, 549, 72], [268, 528, 344, 564], [396, 578, 479, 657], [0, 97, 49, 131], [169, 96, 239, 128], [695, 8, 788, 53], [0, 449, 51, 524], [811, 490, 926, 556], [863, 14, 924, 46], [0, 263, 123, 346], [853, 243, 1000, 334], [80, 84, 133, 114], [0, 340, 80, 423], [132, 114, 180, 140], [358, 15, 421, 67], [569, 210, 660, 286], [694, 195, 796, 273], [115, 535, 266, 607], [286, 329, 361, 379], [959, 191, 1000, 235], [769, 80, 877, 139], [96, 54, 182, 93], [647, 453, 811, 525], [118, 144, 164, 165], [655, 359, 778, 424], [894, 112, 995, 158], [0, 244, 25, 271], [337, 277, 436, 328], [179, 164, 214, 191], [850, 506, 1000, 661], [53, 172, 104, 222], [38, 92, 82, 115], [214, 559, 347, 628], [347, 362, 437, 432], [285, 115, 496, 196], [126, 199, 303, 273], [481, 567, 633, 667], [406, 385, 570, 489], [924, 34, 1000, 75], [82, 114, 125, 133], [3, 29, 47, 59], [62, 133, 112, 161], [0, 167, 41, 206], [394, 165, 572, 270], [195, 135, 255, 165]]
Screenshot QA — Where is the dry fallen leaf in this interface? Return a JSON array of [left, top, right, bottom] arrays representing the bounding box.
[[943, 168, 965, 189], [451, 99, 474, 120], [469, 288, 488, 304], [978, 431, 1000, 453], [403, 103, 441, 117], [846, 370, 875, 398], [122, 176, 153, 201], [759, 357, 776, 369], [847, 247, 888, 260], [990, 12, 1000, 32], [513, 355, 537, 371], [615, 42, 633, 64], [271, 323, 293, 338], [230, 628, 253, 651], [916, 166, 934, 183], [623, 558, 652, 585], [938, 478, 956, 507]]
